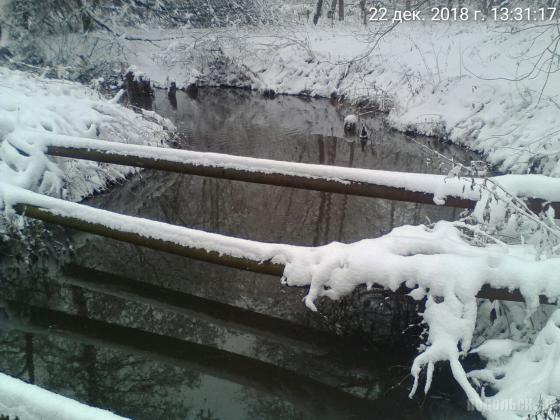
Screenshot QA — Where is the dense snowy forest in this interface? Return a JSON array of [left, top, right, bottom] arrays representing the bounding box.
[[1, 1, 560, 419]]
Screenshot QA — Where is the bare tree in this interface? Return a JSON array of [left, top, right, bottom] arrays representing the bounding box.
[[338, 0, 344, 20], [359, 0, 367, 24], [313, 0, 323, 24]]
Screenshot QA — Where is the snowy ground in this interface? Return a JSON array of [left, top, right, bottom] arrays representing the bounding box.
[[0, 372, 126, 420]]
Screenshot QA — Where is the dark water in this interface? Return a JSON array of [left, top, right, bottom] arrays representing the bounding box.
[[0, 89, 483, 419]]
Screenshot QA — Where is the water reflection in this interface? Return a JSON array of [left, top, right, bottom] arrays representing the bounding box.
[[0, 89, 483, 419]]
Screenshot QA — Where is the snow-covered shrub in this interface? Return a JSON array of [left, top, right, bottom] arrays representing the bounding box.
[[157, 35, 255, 88], [0, 67, 173, 202], [276, 215, 560, 419], [0, 67, 174, 288]]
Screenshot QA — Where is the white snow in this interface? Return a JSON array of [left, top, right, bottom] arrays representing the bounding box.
[[343, 114, 358, 130], [468, 310, 560, 419], [471, 339, 527, 360], [0, 67, 173, 202], [343, 115, 358, 125], [24, 132, 560, 209], [0, 372, 127, 420]]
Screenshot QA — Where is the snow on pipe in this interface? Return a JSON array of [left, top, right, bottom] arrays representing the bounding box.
[[38, 133, 479, 208], [2, 183, 548, 305], [18, 203, 286, 276], [35, 133, 560, 213]]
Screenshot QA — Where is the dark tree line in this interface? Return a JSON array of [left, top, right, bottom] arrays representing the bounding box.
[[0, 0, 273, 69], [0, 0, 271, 43]]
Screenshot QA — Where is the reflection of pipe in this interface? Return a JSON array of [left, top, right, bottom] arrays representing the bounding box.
[[15, 203, 549, 304], [2, 302, 395, 419], [61, 265, 335, 352]]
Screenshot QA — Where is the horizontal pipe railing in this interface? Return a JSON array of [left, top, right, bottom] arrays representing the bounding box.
[[13, 200, 549, 305], [16, 203, 284, 275], [39, 138, 560, 214], [45, 144, 475, 208]]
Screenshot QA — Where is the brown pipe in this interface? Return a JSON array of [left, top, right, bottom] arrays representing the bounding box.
[[46, 145, 477, 209], [15, 203, 550, 305], [15, 203, 284, 276]]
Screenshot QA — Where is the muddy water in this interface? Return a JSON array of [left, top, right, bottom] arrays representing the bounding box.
[[0, 89, 483, 419]]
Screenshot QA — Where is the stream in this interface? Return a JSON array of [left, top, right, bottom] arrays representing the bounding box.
[[0, 88, 484, 420]]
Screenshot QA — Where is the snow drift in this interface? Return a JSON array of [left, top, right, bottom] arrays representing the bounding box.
[[0, 67, 173, 202], [0, 372, 127, 420]]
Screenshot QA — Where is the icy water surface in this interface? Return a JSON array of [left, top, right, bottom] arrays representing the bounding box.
[[0, 89, 483, 419]]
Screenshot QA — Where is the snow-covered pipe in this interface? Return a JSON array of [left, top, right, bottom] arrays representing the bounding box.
[[35, 133, 559, 213], [2, 183, 547, 305], [37, 133, 479, 209], [17, 202, 286, 276]]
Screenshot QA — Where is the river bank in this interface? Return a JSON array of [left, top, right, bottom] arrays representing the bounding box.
[[110, 20, 559, 178]]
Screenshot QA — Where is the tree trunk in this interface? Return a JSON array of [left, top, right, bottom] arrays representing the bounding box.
[[360, 0, 367, 24], [0, 24, 6, 47], [25, 333, 35, 384], [339, 0, 344, 20], [313, 0, 324, 24], [328, 0, 337, 19], [0, 0, 7, 46], [82, 12, 93, 33]]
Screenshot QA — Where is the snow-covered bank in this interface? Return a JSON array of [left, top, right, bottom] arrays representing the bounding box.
[[0, 372, 127, 420], [120, 21, 560, 178], [0, 67, 173, 202]]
